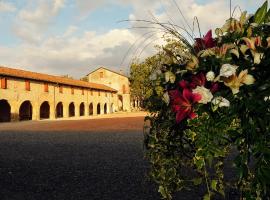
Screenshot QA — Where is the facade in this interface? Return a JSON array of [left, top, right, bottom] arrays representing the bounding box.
[[87, 67, 131, 112], [0, 66, 122, 122]]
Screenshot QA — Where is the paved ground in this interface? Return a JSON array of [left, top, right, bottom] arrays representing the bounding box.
[[0, 114, 238, 200]]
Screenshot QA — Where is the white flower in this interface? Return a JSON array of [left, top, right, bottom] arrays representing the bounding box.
[[264, 96, 270, 101], [192, 86, 213, 104], [162, 92, 170, 105], [165, 71, 176, 83], [219, 64, 238, 78], [206, 71, 215, 81], [149, 69, 161, 81], [212, 96, 230, 108]]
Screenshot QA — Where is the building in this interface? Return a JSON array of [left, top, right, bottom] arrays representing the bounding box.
[[0, 65, 131, 123], [86, 67, 131, 112]]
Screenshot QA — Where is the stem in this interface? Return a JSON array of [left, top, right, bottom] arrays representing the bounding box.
[[203, 159, 211, 200]]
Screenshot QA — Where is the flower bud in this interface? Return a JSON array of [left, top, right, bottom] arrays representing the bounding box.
[[206, 71, 215, 81]]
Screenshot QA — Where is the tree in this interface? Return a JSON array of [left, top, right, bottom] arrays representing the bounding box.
[[129, 39, 191, 109]]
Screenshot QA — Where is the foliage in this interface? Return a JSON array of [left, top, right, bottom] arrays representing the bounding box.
[[129, 39, 190, 108], [144, 2, 270, 200]]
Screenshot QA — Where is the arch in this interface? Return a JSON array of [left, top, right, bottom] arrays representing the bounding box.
[[80, 102, 85, 116], [104, 103, 107, 114], [118, 95, 123, 111], [56, 102, 63, 118], [97, 103, 101, 115], [0, 99, 11, 122], [40, 101, 50, 119], [19, 100, 32, 121], [89, 103, 93, 115], [69, 102, 75, 117]]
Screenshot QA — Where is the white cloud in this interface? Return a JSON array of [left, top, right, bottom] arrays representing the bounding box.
[[1, 0, 268, 79], [0, 1, 16, 12], [13, 0, 65, 44]]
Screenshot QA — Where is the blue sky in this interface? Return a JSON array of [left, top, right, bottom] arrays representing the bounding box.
[[0, 0, 267, 78]]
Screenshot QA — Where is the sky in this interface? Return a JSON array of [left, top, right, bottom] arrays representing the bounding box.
[[0, 0, 267, 78]]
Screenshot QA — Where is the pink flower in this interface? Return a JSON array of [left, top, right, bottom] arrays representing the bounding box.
[[194, 30, 216, 53], [170, 89, 201, 123]]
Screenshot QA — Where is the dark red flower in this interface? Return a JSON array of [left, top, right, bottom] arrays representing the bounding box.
[[190, 72, 206, 88], [194, 30, 216, 53], [170, 89, 201, 123], [179, 80, 190, 89], [210, 82, 219, 93]]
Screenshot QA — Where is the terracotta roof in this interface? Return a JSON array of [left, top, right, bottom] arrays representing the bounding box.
[[86, 67, 129, 78], [0, 66, 117, 92]]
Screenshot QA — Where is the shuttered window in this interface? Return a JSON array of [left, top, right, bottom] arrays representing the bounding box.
[[122, 85, 126, 94], [1, 77, 7, 89], [44, 83, 49, 92], [59, 85, 63, 93], [25, 80, 30, 91], [100, 72, 104, 78], [71, 87, 74, 94]]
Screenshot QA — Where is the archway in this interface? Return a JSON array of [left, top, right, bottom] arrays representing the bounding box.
[[118, 95, 123, 111], [80, 103, 85, 116], [69, 102, 75, 117], [104, 103, 107, 114], [19, 101, 32, 121], [97, 103, 101, 115], [40, 101, 50, 119], [89, 103, 93, 115], [0, 99, 11, 122], [56, 102, 63, 118]]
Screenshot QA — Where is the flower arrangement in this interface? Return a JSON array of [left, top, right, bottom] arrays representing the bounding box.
[[144, 1, 270, 200]]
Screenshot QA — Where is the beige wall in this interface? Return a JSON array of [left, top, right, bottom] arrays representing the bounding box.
[[87, 68, 131, 111], [0, 76, 118, 122]]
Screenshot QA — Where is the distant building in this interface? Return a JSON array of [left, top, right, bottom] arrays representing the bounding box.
[[0, 65, 131, 123], [86, 67, 131, 112]]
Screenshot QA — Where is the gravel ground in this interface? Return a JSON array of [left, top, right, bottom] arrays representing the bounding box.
[[0, 116, 239, 200]]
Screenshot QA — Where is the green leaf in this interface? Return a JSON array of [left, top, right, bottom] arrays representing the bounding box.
[[254, 1, 268, 24], [211, 180, 218, 191], [203, 193, 210, 200], [193, 177, 203, 185]]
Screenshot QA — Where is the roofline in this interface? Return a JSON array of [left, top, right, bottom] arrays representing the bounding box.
[[0, 66, 117, 92], [86, 67, 129, 78]]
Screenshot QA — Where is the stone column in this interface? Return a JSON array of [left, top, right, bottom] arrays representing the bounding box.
[[32, 102, 40, 120], [63, 102, 69, 118], [85, 103, 89, 116], [10, 101, 19, 122], [75, 103, 80, 117], [50, 102, 56, 120]]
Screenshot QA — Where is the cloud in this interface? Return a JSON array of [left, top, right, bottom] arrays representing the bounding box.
[[0, 27, 137, 78], [13, 0, 65, 44], [1, 0, 268, 79], [0, 1, 16, 12]]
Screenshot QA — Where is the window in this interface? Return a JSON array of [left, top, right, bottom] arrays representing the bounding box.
[[99, 72, 104, 78], [122, 84, 126, 94], [82, 88, 84, 95], [105, 92, 107, 97], [1, 77, 7, 89], [44, 83, 49, 92], [90, 90, 93, 96], [71, 87, 74, 95], [25, 80, 30, 91], [98, 90, 100, 96], [59, 85, 63, 93]]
